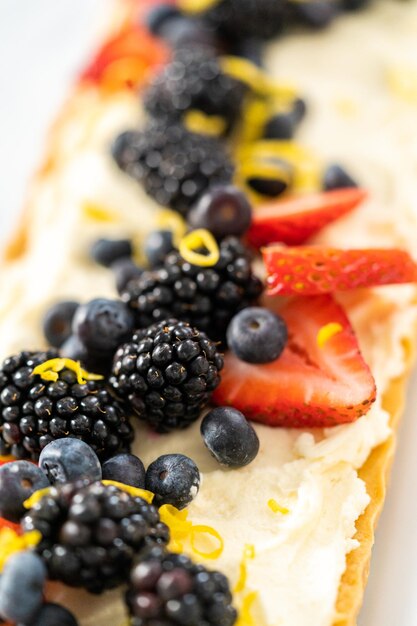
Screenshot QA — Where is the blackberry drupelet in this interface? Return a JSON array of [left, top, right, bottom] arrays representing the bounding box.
[[126, 545, 238, 626], [111, 121, 234, 216], [110, 319, 223, 432], [22, 481, 169, 594], [121, 237, 263, 343], [0, 351, 134, 461], [143, 45, 247, 131]]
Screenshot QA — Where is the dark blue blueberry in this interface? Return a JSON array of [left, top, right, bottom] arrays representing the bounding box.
[[264, 98, 307, 141], [90, 238, 133, 268], [145, 454, 200, 510], [188, 185, 252, 238], [323, 164, 358, 191], [145, 4, 181, 35], [247, 159, 292, 197], [201, 407, 259, 468], [292, 97, 307, 123], [112, 257, 144, 295], [72, 298, 134, 352], [144, 230, 174, 268], [342, 0, 370, 9], [232, 38, 264, 67], [101, 453, 146, 489], [59, 335, 110, 375], [28, 602, 79, 626], [43, 301, 79, 348], [0, 461, 49, 522], [0, 551, 46, 623], [295, 1, 340, 28], [159, 16, 217, 49], [39, 438, 102, 484], [227, 307, 288, 364]]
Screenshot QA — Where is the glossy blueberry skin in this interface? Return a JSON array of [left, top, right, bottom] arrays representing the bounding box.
[[227, 307, 288, 364], [0, 551, 46, 623], [39, 438, 102, 485], [112, 257, 144, 295], [90, 238, 133, 268], [145, 454, 200, 510], [101, 453, 146, 489], [158, 16, 217, 49], [43, 301, 79, 348], [188, 185, 253, 238], [72, 298, 135, 353], [0, 461, 49, 522], [201, 407, 259, 468], [144, 230, 174, 268], [295, 1, 339, 28], [145, 4, 180, 35], [28, 603, 79, 626], [323, 164, 358, 191]]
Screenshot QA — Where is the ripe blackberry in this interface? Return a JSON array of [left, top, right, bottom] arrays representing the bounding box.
[[143, 45, 247, 132], [22, 481, 169, 594], [121, 237, 263, 343], [0, 351, 134, 461], [126, 545, 237, 626], [110, 319, 223, 432], [111, 121, 234, 216]]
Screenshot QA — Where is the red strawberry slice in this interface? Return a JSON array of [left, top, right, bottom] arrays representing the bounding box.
[[213, 295, 376, 428], [263, 246, 417, 296], [247, 188, 367, 248]]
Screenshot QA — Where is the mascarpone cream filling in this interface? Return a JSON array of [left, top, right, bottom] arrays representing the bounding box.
[[2, 2, 417, 625]]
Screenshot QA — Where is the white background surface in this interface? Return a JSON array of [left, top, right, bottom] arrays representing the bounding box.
[[0, 2, 417, 625]]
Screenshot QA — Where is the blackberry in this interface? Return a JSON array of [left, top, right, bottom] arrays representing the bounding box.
[[22, 481, 169, 594], [0, 351, 134, 461], [112, 121, 234, 216], [121, 237, 263, 343], [126, 545, 237, 626], [110, 319, 223, 432], [143, 46, 247, 132]]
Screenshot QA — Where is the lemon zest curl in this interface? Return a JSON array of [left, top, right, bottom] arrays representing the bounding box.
[[32, 358, 103, 384]]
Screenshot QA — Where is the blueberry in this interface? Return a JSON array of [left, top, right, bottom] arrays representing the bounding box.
[[90, 238, 133, 268], [144, 230, 174, 267], [43, 301, 79, 348], [227, 307, 288, 364], [0, 551, 46, 623], [112, 257, 144, 294], [201, 407, 259, 468], [232, 38, 264, 67], [102, 453, 146, 489], [188, 185, 253, 238], [145, 454, 200, 510], [292, 97, 308, 124], [247, 159, 292, 197], [60, 335, 112, 376], [0, 461, 49, 522], [323, 164, 358, 191], [145, 4, 181, 36], [39, 438, 102, 484], [72, 298, 135, 352], [159, 16, 217, 49], [264, 112, 295, 140], [27, 602, 78, 626], [295, 1, 340, 28]]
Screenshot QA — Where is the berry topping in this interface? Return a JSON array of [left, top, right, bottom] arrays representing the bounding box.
[[29, 603, 79, 626], [144, 230, 175, 268], [247, 188, 367, 247], [112, 122, 234, 216], [0, 551, 46, 624], [227, 307, 288, 364], [201, 407, 259, 468], [188, 185, 253, 239], [110, 319, 223, 432], [146, 4, 181, 35], [43, 301, 79, 349], [39, 438, 102, 485], [72, 298, 135, 354], [90, 237, 133, 267], [126, 545, 238, 626], [213, 295, 376, 428], [112, 258, 144, 295], [293, 0, 339, 29], [263, 246, 417, 296], [22, 481, 169, 593], [145, 454, 200, 510], [323, 163, 358, 191], [0, 352, 133, 460], [0, 461, 49, 522], [102, 453, 146, 489], [263, 98, 307, 141], [121, 237, 262, 343]]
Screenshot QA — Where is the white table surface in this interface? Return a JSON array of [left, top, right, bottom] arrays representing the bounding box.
[[1, 2, 417, 625]]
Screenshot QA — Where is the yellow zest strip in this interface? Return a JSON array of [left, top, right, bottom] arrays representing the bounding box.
[[220, 56, 297, 99], [236, 591, 259, 626], [0, 528, 42, 571], [184, 109, 227, 137], [32, 358, 103, 384], [156, 210, 187, 248], [101, 481, 154, 503], [317, 323, 343, 348], [234, 544, 256, 593], [83, 202, 118, 223], [178, 0, 220, 13], [268, 498, 290, 515], [190, 525, 224, 560], [179, 229, 220, 267], [24, 487, 52, 510]]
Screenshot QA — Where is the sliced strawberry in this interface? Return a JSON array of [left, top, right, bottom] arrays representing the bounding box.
[[263, 246, 417, 296], [247, 188, 367, 248], [213, 295, 376, 428]]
